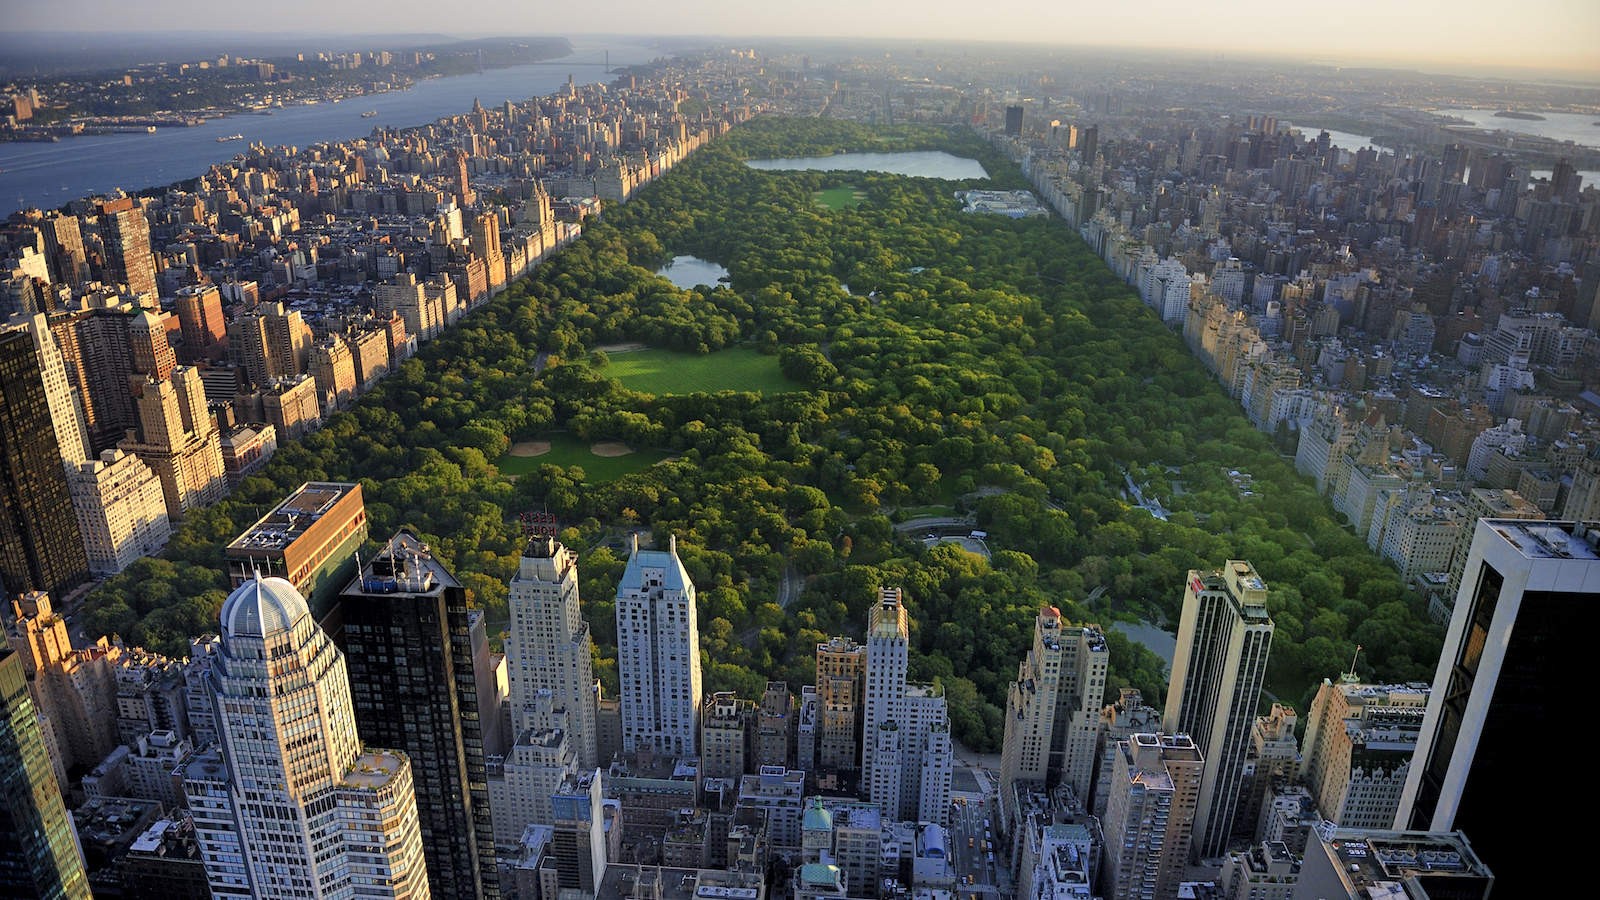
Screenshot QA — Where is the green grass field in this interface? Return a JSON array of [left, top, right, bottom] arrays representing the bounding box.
[[605, 347, 800, 395], [814, 186, 865, 210], [497, 433, 669, 481]]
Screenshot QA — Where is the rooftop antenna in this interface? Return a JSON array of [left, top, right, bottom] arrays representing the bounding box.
[[1344, 644, 1363, 682]]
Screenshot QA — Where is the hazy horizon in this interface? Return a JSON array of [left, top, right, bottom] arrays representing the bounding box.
[[10, 0, 1600, 82]]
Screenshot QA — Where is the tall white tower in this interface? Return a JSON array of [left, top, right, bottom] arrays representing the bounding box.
[[1164, 561, 1274, 860], [615, 534, 701, 758], [183, 576, 430, 899], [859, 587, 952, 824], [861, 587, 908, 784], [507, 535, 598, 767]]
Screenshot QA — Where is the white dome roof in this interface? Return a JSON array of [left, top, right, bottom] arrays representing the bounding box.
[[221, 576, 310, 639]]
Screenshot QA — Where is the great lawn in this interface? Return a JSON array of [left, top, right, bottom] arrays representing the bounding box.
[[603, 346, 799, 395], [813, 186, 866, 210]]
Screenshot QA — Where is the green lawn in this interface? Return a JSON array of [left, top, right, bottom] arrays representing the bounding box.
[[814, 186, 865, 210], [497, 432, 669, 482], [604, 346, 800, 395]]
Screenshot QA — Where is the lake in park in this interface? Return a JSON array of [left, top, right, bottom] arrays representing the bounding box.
[[656, 255, 729, 289], [745, 150, 989, 179], [1111, 620, 1176, 674]]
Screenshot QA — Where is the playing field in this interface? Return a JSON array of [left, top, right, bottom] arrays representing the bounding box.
[[814, 186, 865, 210], [605, 347, 799, 395], [497, 432, 668, 481]]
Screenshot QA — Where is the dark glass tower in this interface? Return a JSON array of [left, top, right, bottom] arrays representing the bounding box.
[[332, 530, 500, 900], [0, 330, 87, 599], [1, 648, 90, 899], [1401, 518, 1599, 883]]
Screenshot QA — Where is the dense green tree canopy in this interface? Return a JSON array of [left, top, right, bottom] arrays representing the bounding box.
[[81, 117, 1441, 752]]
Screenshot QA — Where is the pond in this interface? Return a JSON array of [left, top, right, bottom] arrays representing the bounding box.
[[746, 150, 989, 180], [1111, 620, 1176, 674], [656, 255, 730, 289]]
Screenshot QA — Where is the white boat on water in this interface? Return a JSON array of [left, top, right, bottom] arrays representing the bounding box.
[[216, 133, 244, 143]]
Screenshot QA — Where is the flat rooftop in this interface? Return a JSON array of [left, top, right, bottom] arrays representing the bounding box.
[[226, 481, 360, 554], [1487, 520, 1600, 562], [343, 750, 408, 790]]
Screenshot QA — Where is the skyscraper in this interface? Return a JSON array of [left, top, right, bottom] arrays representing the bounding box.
[[97, 198, 158, 298], [122, 367, 227, 519], [333, 531, 501, 900], [1, 647, 90, 900], [859, 587, 953, 824], [1398, 518, 1599, 880], [507, 535, 598, 768], [0, 330, 88, 599], [615, 534, 701, 758], [1102, 732, 1203, 900], [999, 606, 1109, 814], [815, 636, 865, 775], [1164, 561, 1274, 860], [182, 576, 431, 899], [173, 284, 228, 363], [3, 312, 89, 467]]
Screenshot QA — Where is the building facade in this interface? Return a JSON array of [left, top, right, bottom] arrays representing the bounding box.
[[1164, 561, 1274, 860], [331, 531, 501, 900], [506, 535, 598, 769], [182, 576, 430, 899], [1398, 519, 1598, 882], [615, 534, 701, 758]]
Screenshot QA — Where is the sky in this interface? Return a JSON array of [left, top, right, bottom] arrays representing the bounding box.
[[13, 0, 1600, 79]]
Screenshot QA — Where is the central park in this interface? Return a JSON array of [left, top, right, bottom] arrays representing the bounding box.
[[79, 117, 1442, 752]]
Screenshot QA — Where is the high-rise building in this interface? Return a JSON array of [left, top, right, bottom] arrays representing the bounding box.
[[815, 636, 865, 774], [122, 367, 226, 519], [129, 309, 176, 381], [1300, 678, 1427, 830], [310, 335, 357, 412], [66, 448, 171, 575], [1231, 702, 1298, 844], [173, 284, 227, 363], [223, 481, 367, 607], [862, 587, 909, 785], [1398, 518, 1598, 880], [37, 211, 88, 289], [5, 592, 122, 781], [700, 691, 754, 781], [859, 587, 953, 824], [1095, 688, 1160, 818], [615, 534, 701, 758], [506, 535, 598, 768], [1102, 732, 1203, 900], [0, 330, 88, 599], [754, 680, 794, 771], [3, 312, 89, 467], [182, 576, 431, 899], [1164, 561, 1274, 860], [97, 198, 158, 298], [332, 531, 501, 900], [1004, 105, 1024, 136], [999, 606, 1108, 815], [0, 647, 91, 900]]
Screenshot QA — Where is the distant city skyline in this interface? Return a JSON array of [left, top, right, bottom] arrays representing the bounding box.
[[10, 0, 1600, 80]]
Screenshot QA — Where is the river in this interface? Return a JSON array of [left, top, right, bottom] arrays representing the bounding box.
[[0, 41, 660, 216], [1435, 107, 1600, 150]]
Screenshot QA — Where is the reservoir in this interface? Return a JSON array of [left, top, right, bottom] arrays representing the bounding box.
[[0, 41, 658, 216], [746, 150, 988, 180], [656, 255, 729, 289]]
